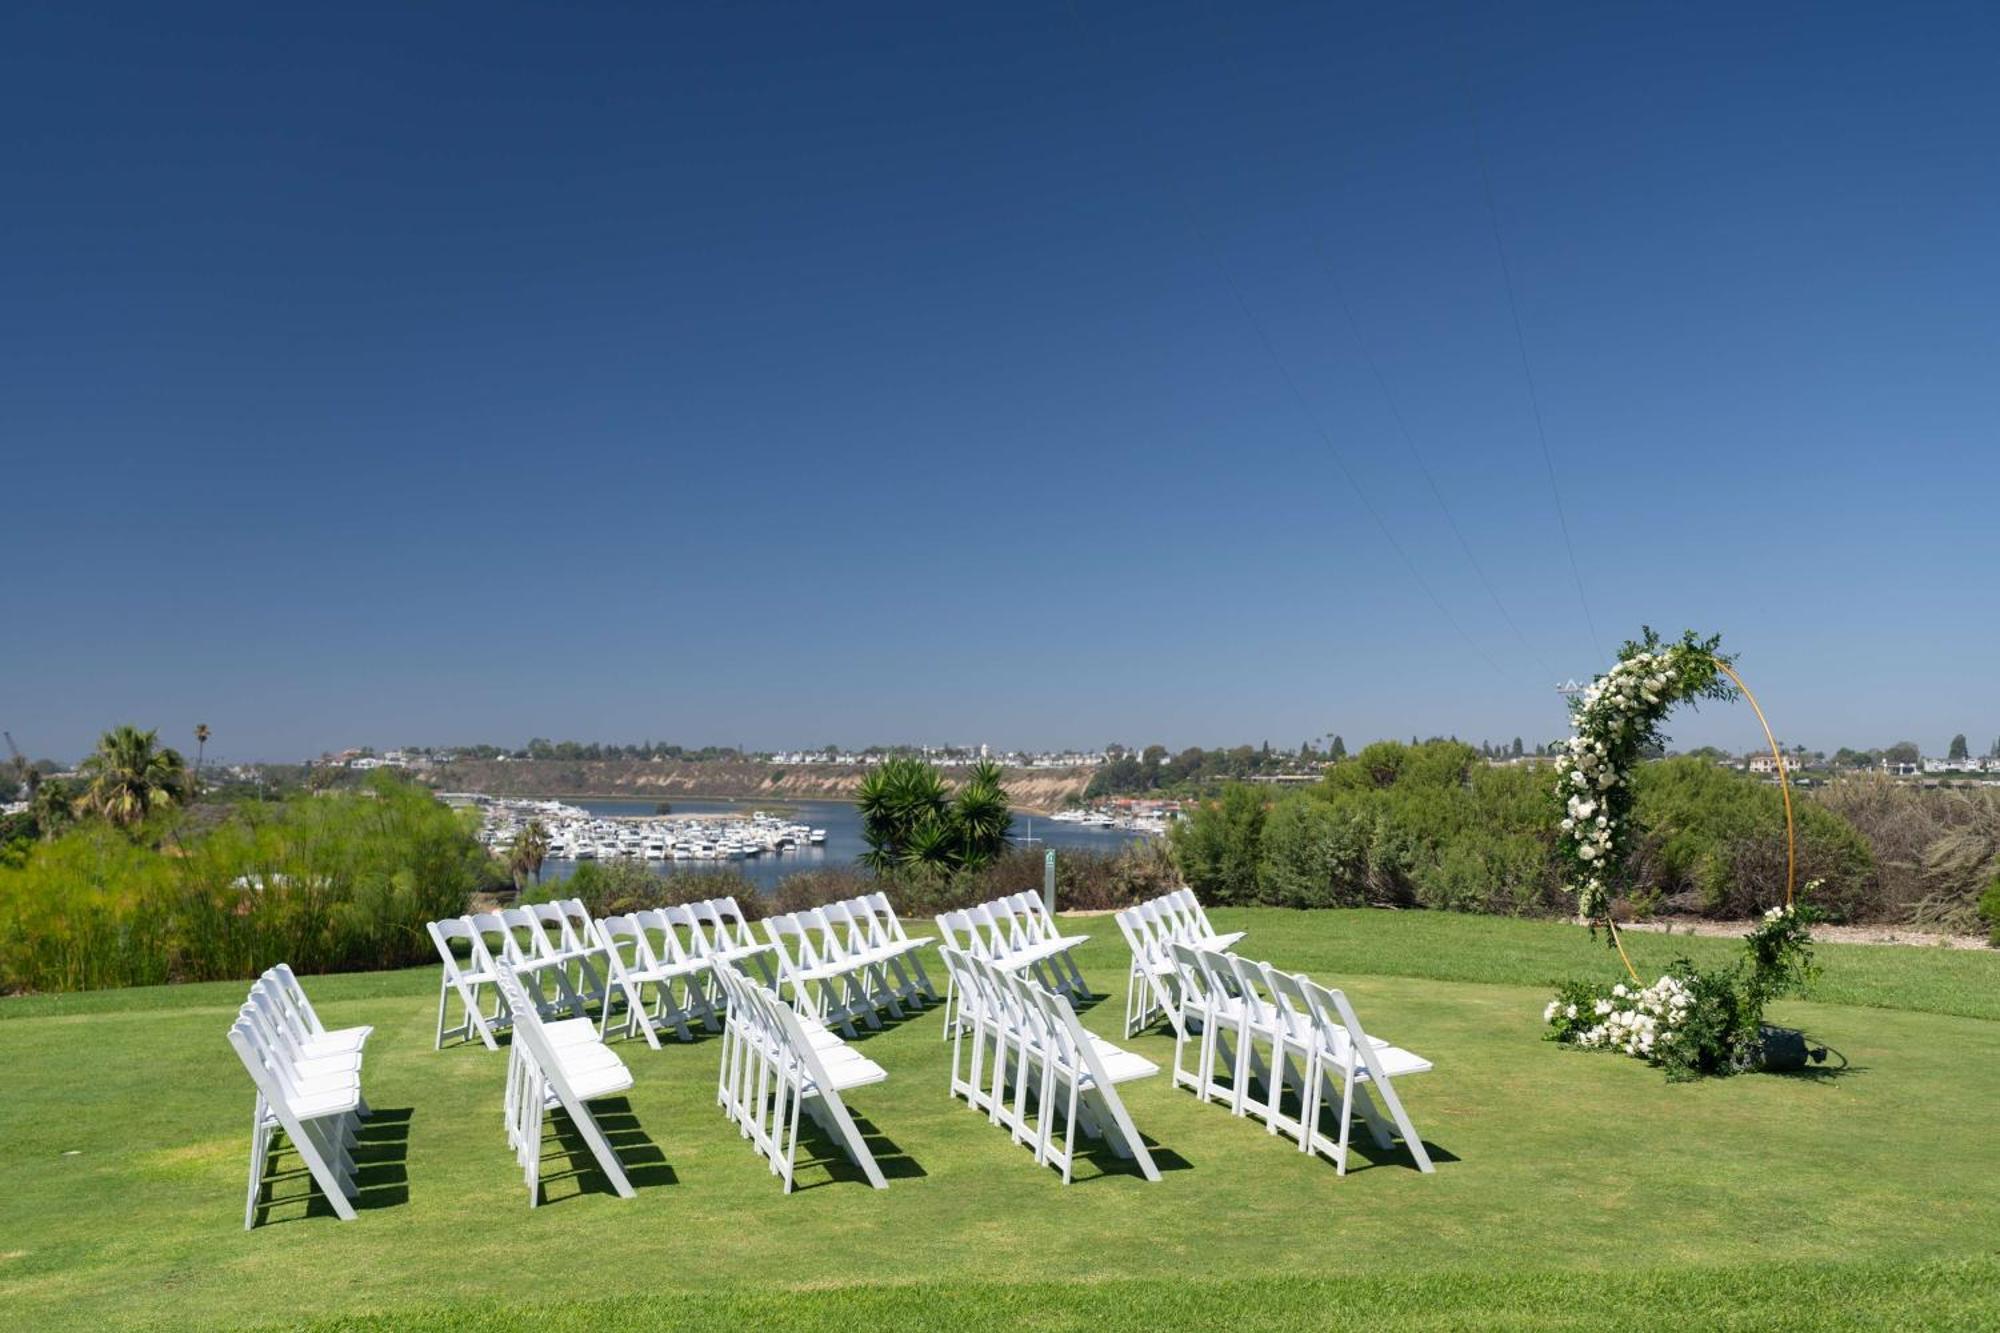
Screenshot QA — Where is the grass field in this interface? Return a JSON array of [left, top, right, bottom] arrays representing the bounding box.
[[4, 908, 1997, 1330]]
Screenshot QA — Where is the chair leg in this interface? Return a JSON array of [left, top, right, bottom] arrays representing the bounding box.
[[244, 1099, 269, 1230]]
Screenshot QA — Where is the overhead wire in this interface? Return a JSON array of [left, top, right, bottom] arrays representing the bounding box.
[[1059, 0, 1511, 680]]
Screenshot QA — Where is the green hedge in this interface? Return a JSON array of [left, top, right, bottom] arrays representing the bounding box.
[[1171, 743, 1878, 920]]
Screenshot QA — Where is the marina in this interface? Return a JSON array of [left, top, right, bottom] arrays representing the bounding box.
[[469, 795, 1158, 891]]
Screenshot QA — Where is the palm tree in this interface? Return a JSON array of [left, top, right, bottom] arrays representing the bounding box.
[[193, 724, 210, 795], [29, 777, 78, 840], [78, 725, 190, 829], [507, 820, 551, 891]]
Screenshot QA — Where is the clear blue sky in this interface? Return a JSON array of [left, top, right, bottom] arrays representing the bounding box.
[[6, 3, 1997, 763]]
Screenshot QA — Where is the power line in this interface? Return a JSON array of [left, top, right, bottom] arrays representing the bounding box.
[[1059, 0, 1510, 680], [1312, 232, 1558, 681], [1448, 30, 1603, 666]]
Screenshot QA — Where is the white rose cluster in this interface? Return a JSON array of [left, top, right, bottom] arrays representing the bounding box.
[[1560, 973, 1694, 1061], [1555, 649, 1685, 914]]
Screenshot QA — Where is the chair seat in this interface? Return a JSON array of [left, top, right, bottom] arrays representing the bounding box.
[[292, 1051, 364, 1080], [300, 1026, 372, 1057], [812, 1052, 888, 1093], [1090, 1046, 1161, 1085], [559, 1061, 636, 1102], [279, 1085, 363, 1120], [1326, 1043, 1431, 1080], [544, 1017, 605, 1046]]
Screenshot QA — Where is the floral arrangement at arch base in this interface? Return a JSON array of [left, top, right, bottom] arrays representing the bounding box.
[[1542, 628, 1824, 1080]]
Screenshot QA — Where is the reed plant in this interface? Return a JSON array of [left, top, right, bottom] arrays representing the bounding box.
[[0, 774, 499, 994]]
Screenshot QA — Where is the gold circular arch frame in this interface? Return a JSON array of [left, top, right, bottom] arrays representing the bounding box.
[[1599, 661, 1797, 985]]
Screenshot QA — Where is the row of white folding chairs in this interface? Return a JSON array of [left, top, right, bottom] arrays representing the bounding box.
[[227, 964, 374, 1228], [428, 901, 607, 1049], [494, 957, 639, 1206], [591, 908, 722, 1048], [934, 892, 1092, 1035], [934, 946, 1161, 1184], [710, 957, 889, 1192], [761, 894, 936, 1036], [1165, 943, 1433, 1176], [430, 895, 777, 1050], [1114, 888, 1246, 1037]]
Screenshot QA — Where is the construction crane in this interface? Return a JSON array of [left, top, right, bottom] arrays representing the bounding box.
[[4, 731, 36, 798]]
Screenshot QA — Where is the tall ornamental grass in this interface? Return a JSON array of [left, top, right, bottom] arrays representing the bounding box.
[[0, 776, 498, 994]]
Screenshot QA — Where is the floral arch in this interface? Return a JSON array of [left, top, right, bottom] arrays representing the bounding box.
[[1554, 629, 1800, 984]]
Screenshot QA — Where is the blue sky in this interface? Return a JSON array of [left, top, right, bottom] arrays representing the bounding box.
[[6, 2, 1997, 762]]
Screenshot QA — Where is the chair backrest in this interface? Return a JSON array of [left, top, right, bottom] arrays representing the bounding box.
[[1165, 941, 1213, 1009], [492, 963, 567, 1087], [1298, 975, 1375, 1070], [964, 904, 1012, 959], [228, 1017, 293, 1109], [935, 910, 970, 952], [1260, 966, 1319, 1047], [528, 900, 576, 950], [632, 907, 689, 965], [819, 900, 869, 954], [500, 907, 559, 961], [1135, 897, 1180, 944], [1114, 907, 1158, 966], [935, 945, 977, 1014], [715, 897, 760, 950], [985, 897, 1032, 950], [1192, 947, 1242, 1003], [469, 911, 521, 965], [1010, 892, 1062, 942], [594, 913, 656, 979], [1225, 953, 1279, 1023], [269, 963, 329, 1035], [762, 911, 821, 974], [1174, 888, 1221, 938], [864, 892, 911, 943]]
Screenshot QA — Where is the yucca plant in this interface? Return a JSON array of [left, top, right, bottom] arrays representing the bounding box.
[[857, 757, 1012, 877]]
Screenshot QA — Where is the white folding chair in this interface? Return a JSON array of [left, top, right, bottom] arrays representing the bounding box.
[[494, 960, 638, 1206], [429, 917, 507, 1050], [231, 973, 367, 1228], [711, 960, 889, 1192], [594, 912, 713, 1047], [863, 892, 940, 1001], [1297, 977, 1434, 1175]]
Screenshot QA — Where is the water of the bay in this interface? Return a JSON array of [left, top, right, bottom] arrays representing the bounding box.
[[533, 796, 1150, 894]]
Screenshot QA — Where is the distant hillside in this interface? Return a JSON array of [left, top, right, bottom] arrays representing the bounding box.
[[431, 759, 1094, 812]]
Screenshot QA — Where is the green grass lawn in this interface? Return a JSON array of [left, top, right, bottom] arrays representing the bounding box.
[[4, 908, 1997, 1331]]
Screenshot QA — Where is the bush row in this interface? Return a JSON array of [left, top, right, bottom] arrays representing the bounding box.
[[1170, 742, 1896, 922]]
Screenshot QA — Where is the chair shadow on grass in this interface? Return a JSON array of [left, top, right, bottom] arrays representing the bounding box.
[[1067, 1126, 1194, 1184], [536, 1097, 677, 1205], [255, 1106, 414, 1226], [1223, 1073, 1461, 1176], [786, 1108, 928, 1191]]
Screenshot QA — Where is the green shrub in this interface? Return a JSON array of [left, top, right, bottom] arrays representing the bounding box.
[[1980, 876, 2000, 946], [1631, 759, 1873, 919], [1257, 798, 1369, 907], [1168, 784, 1266, 905], [0, 774, 502, 994]]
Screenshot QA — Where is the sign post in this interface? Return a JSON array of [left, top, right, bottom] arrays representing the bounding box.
[[1043, 849, 1057, 916]]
